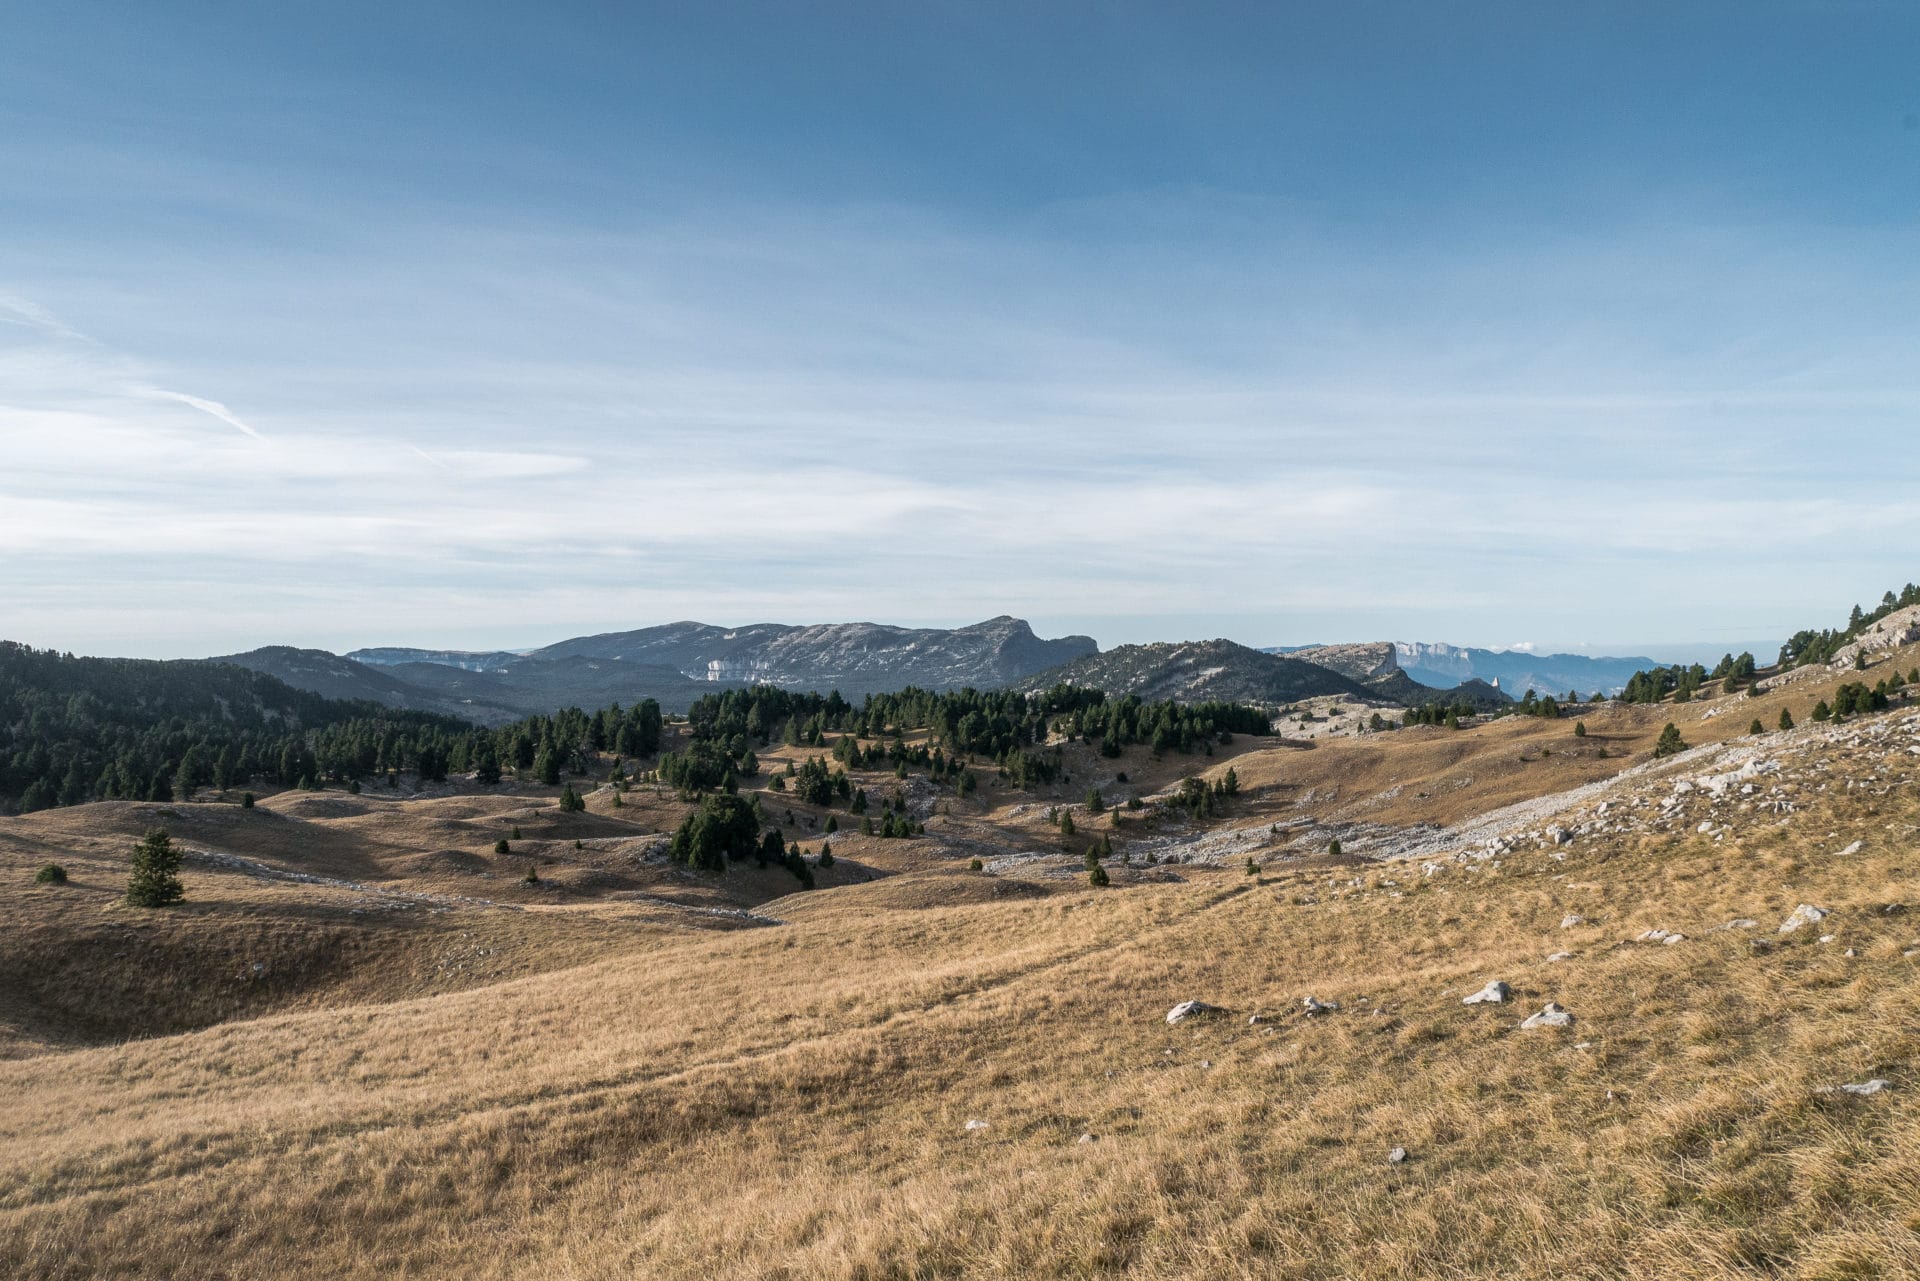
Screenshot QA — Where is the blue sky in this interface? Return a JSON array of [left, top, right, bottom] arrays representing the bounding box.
[[3, 3, 1918, 661]]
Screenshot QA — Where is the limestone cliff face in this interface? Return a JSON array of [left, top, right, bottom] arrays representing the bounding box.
[[527, 616, 1097, 696], [1286, 641, 1402, 683]]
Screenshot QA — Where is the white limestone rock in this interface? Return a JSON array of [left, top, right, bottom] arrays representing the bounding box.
[[1520, 1002, 1574, 1030]]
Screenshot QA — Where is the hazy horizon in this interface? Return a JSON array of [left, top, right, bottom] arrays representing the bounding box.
[[2, 612, 1789, 673]]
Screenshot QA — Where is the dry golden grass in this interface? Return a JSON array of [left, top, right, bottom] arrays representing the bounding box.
[[2, 655, 1918, 1278]]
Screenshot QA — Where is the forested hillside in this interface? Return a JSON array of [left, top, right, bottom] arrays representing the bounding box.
[[0, 644, 473, 813]]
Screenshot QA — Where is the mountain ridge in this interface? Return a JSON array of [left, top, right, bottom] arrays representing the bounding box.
[[222, 618, 1099, 722]]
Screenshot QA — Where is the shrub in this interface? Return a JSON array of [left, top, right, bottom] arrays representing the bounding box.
[[1244, 857, 1259, 876], [524, 862, 540, 884], [34, 863, 66, 885], [495, 838, 510, 854], [968, 857, 984, 871], [125, 828, 183, 907], [1088, 864, 1110, 888], [1328, 838, 1342, 857], [240, 791, 255, 809], [510, 826, 522, 839], [783, 848, 815, 889]]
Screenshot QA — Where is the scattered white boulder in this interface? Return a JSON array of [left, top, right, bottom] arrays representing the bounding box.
[[1462, 980, 1511, 1005], [1779, 904, 1830, 933], [1561, 914, 1586, 929], [965, 1119, 990, 1132], [1840, 1079, 1892, 1097], [1546, 951, 1573, 962], [1388, 1147, 1409, 1164], [1521, 1002, 1574, 1029], [1302, 996, 1340, 1016], [1077, 1132, 1097, 1144], [1664, 933, 1687, 945], [1836, 841, 1864, 857], [1166, 1000, 1224, 1024]]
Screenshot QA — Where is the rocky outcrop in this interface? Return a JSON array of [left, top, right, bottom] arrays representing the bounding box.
[[1828, 605, 1920, 669]]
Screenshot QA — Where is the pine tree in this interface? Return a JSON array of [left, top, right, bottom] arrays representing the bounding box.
[[1778, 708, 1795, 731], [1328, 838, 1342, 857], [558, 783, 584, 813], [1573, 721, 1587, 738], [1088, 864, 1110, 887], [1748, 718, 1765, 735], [1653, 722, 1688, 757], [125, 828, 183, 907], [817, 840, 834, 869]]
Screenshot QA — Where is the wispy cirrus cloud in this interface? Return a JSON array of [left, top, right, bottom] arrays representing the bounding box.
[[134, 386, 264, 438]]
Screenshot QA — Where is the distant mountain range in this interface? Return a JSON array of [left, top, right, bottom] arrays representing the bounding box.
[[209, 621, 1649, 728], [1266, 641, 1656, 698], [219, 617, 1098, 725], [1393, 643, 1656, 699]]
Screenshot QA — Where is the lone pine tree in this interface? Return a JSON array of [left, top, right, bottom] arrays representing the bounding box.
[[125, 828, 183, 908]]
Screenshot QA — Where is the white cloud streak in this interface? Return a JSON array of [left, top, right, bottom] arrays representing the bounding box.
[[136, 386, 264, 438]]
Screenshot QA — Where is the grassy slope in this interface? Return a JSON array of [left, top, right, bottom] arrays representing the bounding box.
[[0, 657, 1916, 1278]]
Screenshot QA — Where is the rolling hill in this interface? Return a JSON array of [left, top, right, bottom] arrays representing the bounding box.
[[7, 606, 1920, 1279]]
